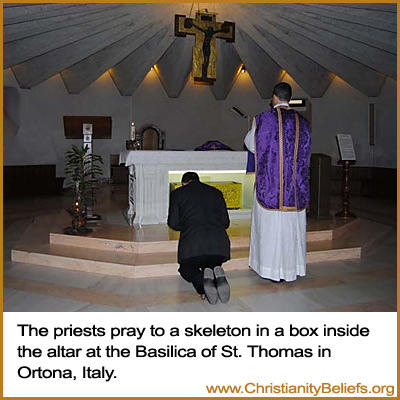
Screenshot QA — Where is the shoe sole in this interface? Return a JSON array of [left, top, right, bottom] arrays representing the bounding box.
[[203, 268, 218, 304], [216, 279, 230, 303], [214, 266, 230, 303]]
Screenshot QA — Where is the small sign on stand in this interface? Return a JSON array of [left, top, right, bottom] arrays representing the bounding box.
[[337, 134, 356, 161], [335, 134, 357, 220]]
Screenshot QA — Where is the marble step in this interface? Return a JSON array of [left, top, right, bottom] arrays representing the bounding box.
[[11, 240, 361, 279], [49, 216, 359, 254]]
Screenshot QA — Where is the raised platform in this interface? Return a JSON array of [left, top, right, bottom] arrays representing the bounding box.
[[48, 211, 344, 253], [11, 210, 391, 279]]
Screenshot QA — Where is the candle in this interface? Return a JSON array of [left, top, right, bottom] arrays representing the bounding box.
[[130, 122, 136, 140], [129, 96, 133, 139]]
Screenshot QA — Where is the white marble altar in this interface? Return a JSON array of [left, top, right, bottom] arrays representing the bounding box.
[[120, 150, 248, 225]]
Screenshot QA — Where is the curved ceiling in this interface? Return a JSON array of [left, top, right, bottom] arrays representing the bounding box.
[[3, 3, 397, 99]]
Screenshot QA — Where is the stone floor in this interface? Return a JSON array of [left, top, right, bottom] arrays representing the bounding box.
[[3, 187, 397, 312]]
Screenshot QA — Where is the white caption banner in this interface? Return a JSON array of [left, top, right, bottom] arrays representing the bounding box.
[[3, 312, 397, 397]]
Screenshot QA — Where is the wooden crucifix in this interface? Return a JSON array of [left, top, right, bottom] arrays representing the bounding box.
[[175, 10, 235, 83]]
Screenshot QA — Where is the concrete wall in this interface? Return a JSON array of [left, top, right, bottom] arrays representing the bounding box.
[[3, 67, 396, 183], [311, 76, 397, 168], [374, 78, 397, 168], [3, 69, 130, 180]]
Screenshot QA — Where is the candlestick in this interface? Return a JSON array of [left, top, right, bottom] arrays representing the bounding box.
[[335, 160, 357, 219]]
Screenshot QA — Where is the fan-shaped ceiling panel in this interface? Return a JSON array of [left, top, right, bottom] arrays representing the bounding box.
[[155, 36, 194, 98], [3, 3, 396, 98], [109, 26, 174, 96], [235, 28, 284, 99], [4, 4, 121, 43], [252, 4, 396, 79], [210, 41, 242, 100], [4, 7, 130, 67], [12, 18, 134, 88], [61, 23, 164, 94]]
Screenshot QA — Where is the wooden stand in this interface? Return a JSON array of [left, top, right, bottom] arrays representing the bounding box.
[[335, 160, 357, 219]]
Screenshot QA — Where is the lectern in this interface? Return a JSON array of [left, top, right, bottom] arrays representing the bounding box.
[[335, 134, 357, 220]]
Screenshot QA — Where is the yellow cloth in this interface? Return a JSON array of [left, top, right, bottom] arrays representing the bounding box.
[[170, 181, 242, 209]]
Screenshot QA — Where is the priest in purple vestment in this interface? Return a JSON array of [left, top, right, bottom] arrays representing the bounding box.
[[244, 82, 311, 282]]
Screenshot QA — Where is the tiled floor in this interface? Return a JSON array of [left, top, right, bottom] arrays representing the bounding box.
[[3, 188, 397, 312]]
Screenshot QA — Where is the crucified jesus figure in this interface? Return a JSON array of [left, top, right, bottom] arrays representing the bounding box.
[[184, 19, 230, 79]]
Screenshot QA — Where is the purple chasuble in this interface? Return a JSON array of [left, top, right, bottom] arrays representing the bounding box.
[[255, 108, 311, 210]]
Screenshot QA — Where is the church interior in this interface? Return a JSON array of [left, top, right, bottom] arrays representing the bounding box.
[[3, 3, 397, 312]]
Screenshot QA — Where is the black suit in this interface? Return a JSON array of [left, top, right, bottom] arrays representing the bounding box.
[[168, 180, 231, 294]]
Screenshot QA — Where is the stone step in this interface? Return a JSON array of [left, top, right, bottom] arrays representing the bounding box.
[[49, 230, 333, 254], [49, 214, 359, 254], [13, 212, 391, 280], [11, 240, 361, 279]]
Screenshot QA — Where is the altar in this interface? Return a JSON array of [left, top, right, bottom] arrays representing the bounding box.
[[120, 150, 254, 225]]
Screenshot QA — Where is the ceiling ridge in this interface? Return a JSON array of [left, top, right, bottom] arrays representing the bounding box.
[[12, 20, 134, 88], [238, 3, 393, 84], [263, 3, 397, 33], [233, 27, 283, 99], [155, 36, 193, 98], [254, 22, 386, 96], [314, 3, 398, 20], [228, 5, 334, 97], [112, 25, 170, 69], [4, 4, 121, 26], [4, 12, 134, 68], [4, 9, 132, 45], [4, 3, 55, 7], [274, 14, 396, 78], [60, 21, 168, 94], [109, 26, 174, 95], [3, 4, 395, 98], [280, 11, 396, 55], [299, 4, 397, 32], [326, 3, 397, 13]]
